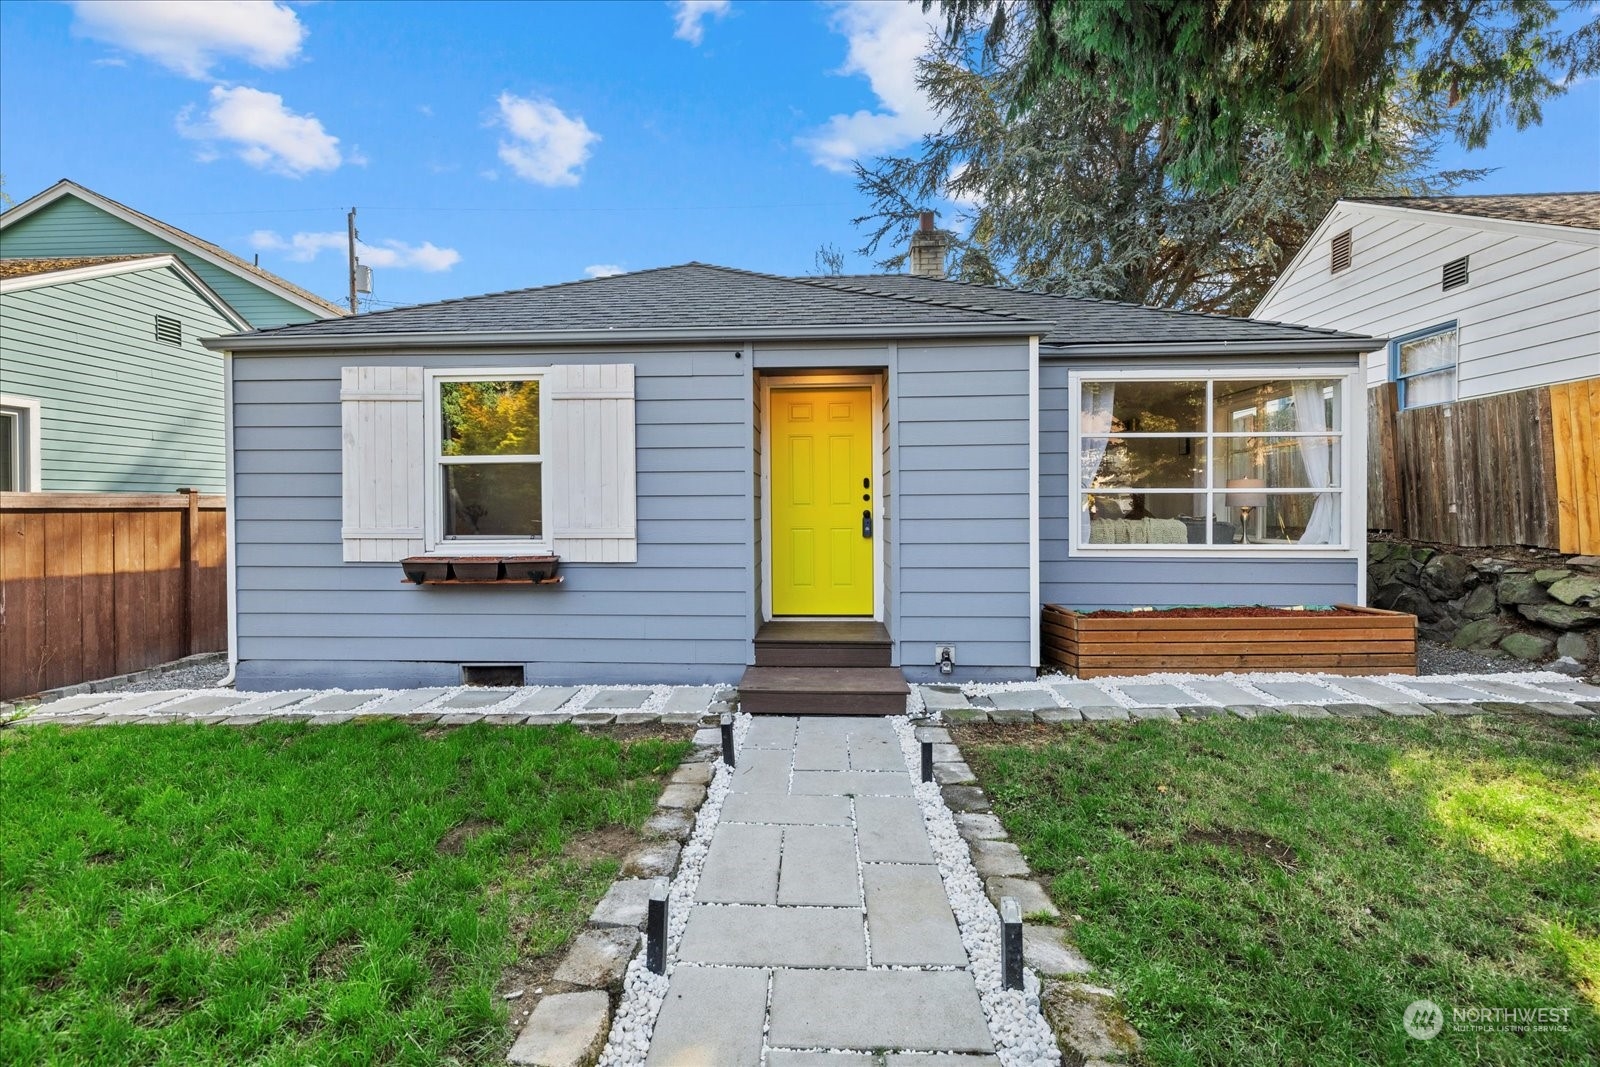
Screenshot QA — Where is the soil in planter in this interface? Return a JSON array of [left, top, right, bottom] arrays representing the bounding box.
[[1082, 606, 1372, 619]]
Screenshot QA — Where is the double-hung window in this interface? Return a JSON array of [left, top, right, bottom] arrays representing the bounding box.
[[1391, 323, 1457, 409], [429, 372, 548, 551], [1072, 373, 1352, 553]]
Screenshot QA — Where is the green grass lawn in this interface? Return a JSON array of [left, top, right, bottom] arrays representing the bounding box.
[[0, 720, 690, 1066], [956, 713, 1600, 1066]]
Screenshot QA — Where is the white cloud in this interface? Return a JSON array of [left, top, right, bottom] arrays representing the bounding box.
[[799, 1, 941, 173], [179, 85, 342, 177], [493, 92, 599, 187], [251, 230, 462, 272], [69, 0, 305, 79], [672, 0, 731, 46], [584, 264, 625, 278]]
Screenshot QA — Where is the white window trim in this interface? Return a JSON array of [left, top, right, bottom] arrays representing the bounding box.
[[422, 368, 553, 557], [0, 394, 43, 492], [1065, 366, 1363, 561]]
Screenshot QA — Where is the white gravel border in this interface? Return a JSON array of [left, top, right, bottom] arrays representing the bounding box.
[[956, 669, 1596, 708], [890, 713, 1062, 1067], [596, 712, 750, 1066]]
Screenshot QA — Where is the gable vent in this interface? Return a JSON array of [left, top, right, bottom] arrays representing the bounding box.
[[1442, 256, 1469, 291], [154, 315, 182, 345], [1330, 229, 1352, 273]]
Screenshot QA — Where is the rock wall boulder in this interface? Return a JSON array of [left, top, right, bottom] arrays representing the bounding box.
[[1368, 541, 1599, 665]]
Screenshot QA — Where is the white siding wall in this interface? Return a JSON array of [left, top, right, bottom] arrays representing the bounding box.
[[1254, 204, 1600, 400]]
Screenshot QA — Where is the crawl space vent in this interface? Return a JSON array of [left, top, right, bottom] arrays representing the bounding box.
[[461, 664, 524, 687], [1442, 256, 1469, 291], [154, 315, 182, 345], [1329, 230, 1352, 273]]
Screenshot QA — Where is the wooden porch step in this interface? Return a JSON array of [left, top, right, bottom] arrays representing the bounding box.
[[754, 621, 892, 668], [736, 665, 909, 716]]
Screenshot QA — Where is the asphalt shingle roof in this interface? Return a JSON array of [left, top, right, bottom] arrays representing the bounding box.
[[798, 273, 1369, 347], [0, 254, 153, 279], [1345, 192, 1600, 230], [220, 262, 1372, 348], [231, 262, 1040, 339]]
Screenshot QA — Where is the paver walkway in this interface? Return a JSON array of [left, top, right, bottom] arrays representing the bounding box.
[[646, 716, 1000, 1066]]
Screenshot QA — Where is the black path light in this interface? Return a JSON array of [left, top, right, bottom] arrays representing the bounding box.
[[920, 739, 934, 783], [1000, 896, 1024, 991], [646, 877, 668, 974], [719, 712, 735, 768]]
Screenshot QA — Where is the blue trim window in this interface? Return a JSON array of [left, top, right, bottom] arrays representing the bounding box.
[[1391, 323, 1457, 409]]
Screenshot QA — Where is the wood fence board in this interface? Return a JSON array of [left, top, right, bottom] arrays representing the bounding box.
[[81, 510, 118, 684], [0, 492, 227, 701], [1371, 383, 1571, 550]]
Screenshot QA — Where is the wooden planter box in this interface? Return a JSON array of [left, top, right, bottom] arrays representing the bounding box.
[[1041, 604, 1417, 678]]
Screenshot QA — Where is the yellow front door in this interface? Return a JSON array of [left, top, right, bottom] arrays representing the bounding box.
[[770, 387, 874, 616]]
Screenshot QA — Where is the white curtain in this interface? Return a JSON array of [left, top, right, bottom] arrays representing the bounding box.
[[1291, 381, 1340, 544], [1080, 382, 1115, 543]]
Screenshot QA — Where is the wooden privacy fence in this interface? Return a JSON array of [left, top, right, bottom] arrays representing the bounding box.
[[0, 490, 226, 702], [1367, 378, 1600, 554]]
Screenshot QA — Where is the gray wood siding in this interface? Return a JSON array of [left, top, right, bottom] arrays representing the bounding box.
[[0, 196, 323, 328], [1253, 204, 1600, 400], [0, 266, 233, 491], [894, 343, 1033, 680], [1039, 360, 1361, 609], [232, 348, 751, 689]]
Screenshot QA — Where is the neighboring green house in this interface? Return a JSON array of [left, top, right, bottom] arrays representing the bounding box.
[[0, 180, 344, 328], [0, 255, 249, 493], [0, 180, 343, 493]]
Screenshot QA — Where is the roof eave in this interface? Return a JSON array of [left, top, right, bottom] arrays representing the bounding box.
[[203, 319, 1055, 352], [1041, 337, 1385, 357], [0, 180, 348, 319]]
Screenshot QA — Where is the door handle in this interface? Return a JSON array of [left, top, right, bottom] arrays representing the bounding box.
[[862, 510, 872, 538]]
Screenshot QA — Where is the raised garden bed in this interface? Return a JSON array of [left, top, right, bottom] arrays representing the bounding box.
[[1041, 603, 1417, 677]]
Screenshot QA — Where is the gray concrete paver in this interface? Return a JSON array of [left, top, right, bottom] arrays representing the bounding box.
[[586, 688, 651, 710], [855, 795, 934, 863], [778, 825, 860, 906], [677, 905, 866, 967], [646, 966, 769, 1067], [790, 770, 912, 796], [767, 969, 993, 1053], [864, 864, 967, 966], [696, 824, 781, 904]]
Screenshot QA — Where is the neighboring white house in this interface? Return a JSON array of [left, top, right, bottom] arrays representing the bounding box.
[[1253, 193, 1599, 558], [1253, 193, 1599, 406]]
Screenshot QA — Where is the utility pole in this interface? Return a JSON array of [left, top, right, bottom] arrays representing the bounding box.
[[346, 206, 358, 314]]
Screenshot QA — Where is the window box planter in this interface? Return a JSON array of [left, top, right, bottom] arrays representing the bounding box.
[[401, 557, 452, 585], [504, 555, 560, 582], [1041, 603, 1417, 678], [401, 555, 562, 585], [446, 557, 504, 582]]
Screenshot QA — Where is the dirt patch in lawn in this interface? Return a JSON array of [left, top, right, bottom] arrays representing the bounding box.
[[1185, 827, 1300, 874], [1082, 605, 1370, 619], [561, 825, 638, 866], [953, 722, 1084, 748], [436, 818, 494, 855]]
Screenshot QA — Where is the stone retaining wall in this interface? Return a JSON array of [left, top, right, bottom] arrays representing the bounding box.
[[1367, 540, 1600, 665]]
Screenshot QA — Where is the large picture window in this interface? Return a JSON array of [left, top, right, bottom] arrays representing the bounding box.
[[431, 374, 546, 548], [1073, 374, 1350, 552]]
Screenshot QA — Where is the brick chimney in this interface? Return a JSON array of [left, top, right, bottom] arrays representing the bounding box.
[[908, 210, 950, 279]]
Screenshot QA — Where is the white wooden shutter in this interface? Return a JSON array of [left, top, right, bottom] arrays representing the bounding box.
[[547, 363, 637, 562], [340, 366, 425, 562]]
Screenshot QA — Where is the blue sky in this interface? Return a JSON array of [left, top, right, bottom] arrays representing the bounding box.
[[2, 1, 1598, 312]]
